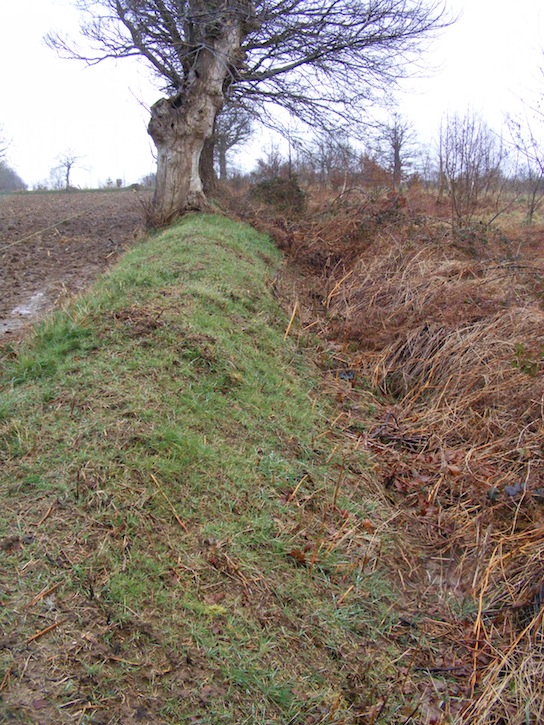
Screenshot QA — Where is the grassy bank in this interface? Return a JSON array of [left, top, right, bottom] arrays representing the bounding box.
[[0, 215, 402, 724]]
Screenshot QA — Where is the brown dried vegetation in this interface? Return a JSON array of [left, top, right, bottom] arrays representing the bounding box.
[[245, 185, 544, 723]]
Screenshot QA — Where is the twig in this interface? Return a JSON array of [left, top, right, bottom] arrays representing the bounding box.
[[27, 618, 68, 643], [107, 655, 142, 666], [283, 298, 299, 340], [332, 455, 345, 508], [471, 546, 496, 695], [325, 269, 353, 309], [25, 582, 62, 609], [401, 637, 423, 693], [336, 584, 354, 606], [76, 704, 106, 725], [150, 473, 188, 532], [36, 501, 55, 527], [286, 474, 308, 502], [0, 667, 12, 692], [309, 520, 326, 574]]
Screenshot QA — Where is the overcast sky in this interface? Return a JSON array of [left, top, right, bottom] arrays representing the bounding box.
[[0, 0, 543, 188], [402, 0, 544, 137]]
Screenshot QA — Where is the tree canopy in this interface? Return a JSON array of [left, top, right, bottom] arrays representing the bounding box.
[[49, 0, 449, 222], [51, 0, 447, 128]]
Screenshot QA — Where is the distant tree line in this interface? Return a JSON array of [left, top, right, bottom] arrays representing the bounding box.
[[0, 162, 26, 192], [0, 125, 26, 192], [242, 107, 544, 227]]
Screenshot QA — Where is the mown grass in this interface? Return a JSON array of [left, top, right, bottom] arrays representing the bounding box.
[[0, 215, 406, 723]]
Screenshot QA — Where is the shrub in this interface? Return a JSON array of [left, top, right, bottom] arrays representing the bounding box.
[[249, 176, 306, 215]]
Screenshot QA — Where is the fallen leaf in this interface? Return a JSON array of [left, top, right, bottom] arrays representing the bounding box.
[[446, 464, 462, 477], [287, 549, 307, 566]]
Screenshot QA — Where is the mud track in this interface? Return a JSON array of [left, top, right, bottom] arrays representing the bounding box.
[[0, 190, 151, 338]]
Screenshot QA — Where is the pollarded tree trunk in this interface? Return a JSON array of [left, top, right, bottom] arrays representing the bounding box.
[[148, 98, 208, 222], [147, 17, 247, 225]]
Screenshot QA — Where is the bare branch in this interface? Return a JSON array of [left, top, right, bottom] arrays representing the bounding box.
[[47, 0, 451, 221], [0, 125, 7, 161], [48, 0, 451, 126]]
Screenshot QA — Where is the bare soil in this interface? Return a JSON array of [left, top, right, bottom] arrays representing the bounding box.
[[0, 190, 151, 337]]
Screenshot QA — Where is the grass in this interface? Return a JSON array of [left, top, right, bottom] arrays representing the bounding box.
[[0, 214, 409, 723]]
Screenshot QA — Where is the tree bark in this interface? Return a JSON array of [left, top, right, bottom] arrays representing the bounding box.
[[200, 136, 217, 195], [147, 20, 246, 225], [393, 142, 402, 190], [217, 140, 228, 181]]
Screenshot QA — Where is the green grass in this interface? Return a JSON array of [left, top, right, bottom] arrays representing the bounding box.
[[0, 214, 407, 723]]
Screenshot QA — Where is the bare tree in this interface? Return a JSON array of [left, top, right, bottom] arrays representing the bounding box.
[[0, 126, 7, 161], [49, 165, 65, 190], [374, 113, 419, 189], [507, 113, 544, 224], [251, 143, 288, 180], [301, 134, 360, 189], [48, 0, 449, 224], [438, 112, 507, 224], [214, 104, 254, 181], [413, 145, 438, 190], [54, 151, 81, 189]]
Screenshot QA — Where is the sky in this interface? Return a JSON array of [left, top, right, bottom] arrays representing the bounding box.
[[0, 0, 543, 188], [1, 0, 159, 188], [401, 0, 544, 138]]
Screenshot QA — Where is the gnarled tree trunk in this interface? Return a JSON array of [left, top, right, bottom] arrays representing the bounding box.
[[147, 20, 246, 225]]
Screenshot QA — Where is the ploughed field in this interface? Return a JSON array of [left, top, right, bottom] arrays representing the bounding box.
[[0, 190, 151, 337]]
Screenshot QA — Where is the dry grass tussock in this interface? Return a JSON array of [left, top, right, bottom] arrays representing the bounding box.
[[255, 186, 544, 723]]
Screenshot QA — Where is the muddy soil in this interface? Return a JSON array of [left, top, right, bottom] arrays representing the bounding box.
[[0, 190, 151, 338]]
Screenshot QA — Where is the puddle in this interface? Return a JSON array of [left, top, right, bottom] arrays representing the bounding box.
[[0, 290, 49, 336], [12, 291, 46, 317]]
